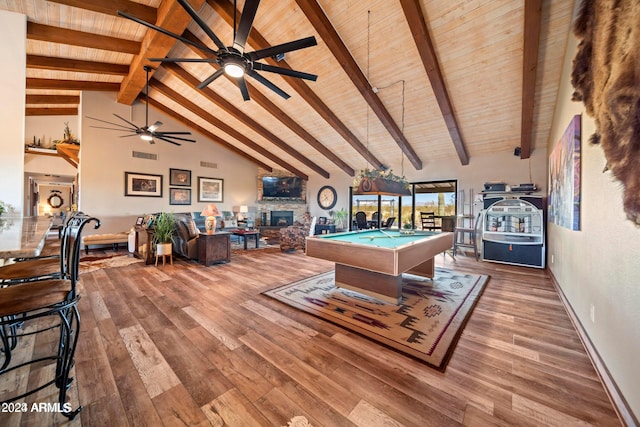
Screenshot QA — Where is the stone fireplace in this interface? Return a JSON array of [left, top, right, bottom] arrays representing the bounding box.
[[256, 168, 308, 227], [270, 210, 294, 227]]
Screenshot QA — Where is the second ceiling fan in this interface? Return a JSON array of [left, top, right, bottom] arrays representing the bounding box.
[[87, 66, 196, 146], [118, 0, 318, 101]]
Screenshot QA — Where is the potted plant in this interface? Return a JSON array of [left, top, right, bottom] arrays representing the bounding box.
[[152, 212, 176, 257], [333, 208, 348, 231]]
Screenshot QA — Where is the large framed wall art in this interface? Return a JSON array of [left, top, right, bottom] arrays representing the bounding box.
[[197, 177, 223, 202], [548, 115, 581, 230], [125, 172, 163, 197]]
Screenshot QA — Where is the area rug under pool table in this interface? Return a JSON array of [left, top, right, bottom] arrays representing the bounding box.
[[263, 267, 489, 370]]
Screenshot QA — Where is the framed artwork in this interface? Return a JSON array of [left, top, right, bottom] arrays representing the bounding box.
[[135, 216, 144, 226], [170, 188, 191, 205], [169, 168, 191, 187], [125, 172, 163, 197], [197, 177, 223, 202], [548, 114, 581, 230]]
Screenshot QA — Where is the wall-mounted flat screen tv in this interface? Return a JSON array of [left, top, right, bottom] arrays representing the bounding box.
[[262, 176, 302, 198]]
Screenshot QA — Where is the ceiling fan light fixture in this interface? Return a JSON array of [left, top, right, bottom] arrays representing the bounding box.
[[223, 60, 245, 78], [140, 133, 153, 141]]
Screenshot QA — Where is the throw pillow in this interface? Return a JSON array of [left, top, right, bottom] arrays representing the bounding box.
[[186, 218, 200, 238]]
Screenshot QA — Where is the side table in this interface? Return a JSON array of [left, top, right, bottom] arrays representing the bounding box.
[[198, 232, 231, 266], [133, 226, 155, 265], [314, 224, 336, 235], [232, 230, 260, 249]]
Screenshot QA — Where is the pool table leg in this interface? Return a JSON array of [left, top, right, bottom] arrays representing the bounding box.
[[335, 264, 402, 304], [406, 257, 435, 278]]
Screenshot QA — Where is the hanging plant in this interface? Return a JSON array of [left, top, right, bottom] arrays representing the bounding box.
[[353, 168, 411, 196]]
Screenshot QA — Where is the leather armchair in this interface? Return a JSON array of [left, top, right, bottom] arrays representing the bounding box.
[[173, 213, 201, 259]]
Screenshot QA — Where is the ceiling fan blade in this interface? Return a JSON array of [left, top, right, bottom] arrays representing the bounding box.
[[156, 135, 181, 146], [233, 0, 260, 53], [113, 113, 143, 130], [86, 116, 137, 131], [156, 131, 192, 135], [197, 68, 226, 90], [149, 57, 218, 63], [238, 77, 250, 101], [118, 10, 219, 57], [176, 0, 226, 50], [148, 121, 163, 132], [155, 133, 196, 143], [253, 62, 317, 81], [247, 70, 290, 99], [248, 36, 317, 61], [118, 134, 141, 138], [90, 125, 138, 132]]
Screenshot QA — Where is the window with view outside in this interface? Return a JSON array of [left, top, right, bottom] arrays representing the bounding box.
[[350, 180, 457, 230], [414, 192, 456, 229], [351, 194, 400, 229]]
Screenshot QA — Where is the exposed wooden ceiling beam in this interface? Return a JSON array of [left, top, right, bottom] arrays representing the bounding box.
[[47, 0, 157, 23], [207, 0, 381, 173], [26, 94, 80, 104], [117, 0, 205, 105], [520, 0, 542, 159], [26, 78, 119, 91], [162, 63, 332, 178], [27, 22, 140, 54], [27, 55, 128, 76], [296, 0, 423, 171], [56, 143, 80, 168], [26, 108, 78, 116], [400, 0, 469, 166], [149, 80, 309, 180], [143, 96, 273, 173]]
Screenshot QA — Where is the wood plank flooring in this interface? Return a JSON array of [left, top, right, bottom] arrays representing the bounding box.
[[1, 247, 622, 426]]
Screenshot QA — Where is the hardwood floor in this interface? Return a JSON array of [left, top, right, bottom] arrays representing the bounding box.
[[1, 247, 622, 426]]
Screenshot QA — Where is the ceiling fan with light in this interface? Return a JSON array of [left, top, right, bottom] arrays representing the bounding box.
[[118, 0, 318, 101], [87, 66, 196, 146]]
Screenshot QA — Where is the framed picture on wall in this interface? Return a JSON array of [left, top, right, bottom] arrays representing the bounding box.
[[170, 188, 191, 205], [124, 172, 163, 197], [169, 168, 191, 187], [197, 177, 223, 202]]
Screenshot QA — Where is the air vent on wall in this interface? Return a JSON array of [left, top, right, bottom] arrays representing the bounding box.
[[200, 161, 217, 169], [132, 150, 157, 160]]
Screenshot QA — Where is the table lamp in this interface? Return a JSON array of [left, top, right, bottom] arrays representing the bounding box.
[[238, 205, 249, 221], [201, 203, 221, 234]]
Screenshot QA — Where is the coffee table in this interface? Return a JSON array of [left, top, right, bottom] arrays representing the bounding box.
[[232, 229, 260, 249]]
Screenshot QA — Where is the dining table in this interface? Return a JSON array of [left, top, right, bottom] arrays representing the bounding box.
[[0, 216, 53, 261]]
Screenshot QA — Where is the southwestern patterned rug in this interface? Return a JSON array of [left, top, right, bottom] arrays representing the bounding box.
[[264, 267, 489, 370]]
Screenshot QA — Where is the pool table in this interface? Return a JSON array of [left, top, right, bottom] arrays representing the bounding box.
[[306, 229, 454, 304]]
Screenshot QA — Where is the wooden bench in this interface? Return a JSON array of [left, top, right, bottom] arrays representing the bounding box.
[[82, 233, 129, 254]]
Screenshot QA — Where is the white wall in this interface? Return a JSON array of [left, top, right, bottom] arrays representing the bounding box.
[[79, 91, 257, 217], [0, 10, 25, 212], [547, 22, 640, 420]]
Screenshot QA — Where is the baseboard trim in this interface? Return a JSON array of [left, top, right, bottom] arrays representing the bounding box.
[[548, 269, 638, 427]]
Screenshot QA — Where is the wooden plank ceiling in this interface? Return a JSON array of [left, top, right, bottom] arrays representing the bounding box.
[[5, 0, 575, 179]]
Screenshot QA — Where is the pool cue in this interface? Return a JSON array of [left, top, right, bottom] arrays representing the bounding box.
[[379, 229, 395, 239]]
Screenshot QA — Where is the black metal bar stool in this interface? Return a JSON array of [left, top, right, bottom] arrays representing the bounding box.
[[0, 213, 100, 420]]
